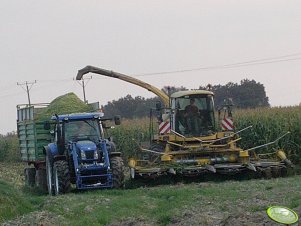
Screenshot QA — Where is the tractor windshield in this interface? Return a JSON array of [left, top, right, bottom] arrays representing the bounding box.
[[64, 119, 102, 143], [174, 94, 215, 136]]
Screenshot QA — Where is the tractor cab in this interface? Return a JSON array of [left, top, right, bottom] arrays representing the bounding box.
[[51, 113, 104, 151]]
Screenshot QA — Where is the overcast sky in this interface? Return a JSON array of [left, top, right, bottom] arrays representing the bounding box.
[[1, 0, 301, 134]]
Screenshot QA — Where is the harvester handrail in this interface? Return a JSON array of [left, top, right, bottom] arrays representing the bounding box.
[[76, 65, 170, 107], [207, 125, 253, 144], [246, 131, 290, 152], [171, 126, 252, 145]]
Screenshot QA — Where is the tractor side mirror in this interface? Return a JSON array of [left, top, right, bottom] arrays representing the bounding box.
[[114, 115, 121, 125], [156, 101, 162, 111], [44, 121, 51, 130]]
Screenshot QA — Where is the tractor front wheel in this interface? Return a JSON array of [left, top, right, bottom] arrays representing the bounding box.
[[110, 156, 125, 188], [53, 160, 71, 195], [46, 154, 54, 195]]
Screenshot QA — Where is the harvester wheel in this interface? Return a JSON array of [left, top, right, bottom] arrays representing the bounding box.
[[262, 168, 272, 179], [110, 156, 125, 188], [46, 153, 54, 195], [280, 167, 288, 177], [35, 169, 47, 192], [24, 168, 36, 187], [271, 167, 280, 178], [149, 144, 164, 163], [53, 160, 71, 195]]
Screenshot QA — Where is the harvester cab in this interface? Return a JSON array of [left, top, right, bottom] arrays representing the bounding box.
[[76, 65, 293, 180], [45, 112, 124, 195], [159, 90, 216, 137]]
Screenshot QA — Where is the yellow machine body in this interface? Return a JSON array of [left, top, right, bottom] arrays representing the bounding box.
[[76, 66, 292, 179]]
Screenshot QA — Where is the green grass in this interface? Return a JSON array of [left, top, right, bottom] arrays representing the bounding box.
[[1, 162, 300, 225], [1, 171, 301, 225], [0, 180, 42, 222]]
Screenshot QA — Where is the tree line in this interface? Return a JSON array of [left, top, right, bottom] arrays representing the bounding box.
[[103, 79, 270, 118]]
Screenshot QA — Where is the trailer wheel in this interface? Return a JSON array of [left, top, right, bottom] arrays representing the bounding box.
[[46, 154, 54, 195], [24, 168, 36, 187], [110, 156, 125, 188], [53, 160, 71, 195], [35, 169, 47, 192]]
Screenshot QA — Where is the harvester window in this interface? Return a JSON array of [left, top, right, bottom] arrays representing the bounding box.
[[175, 95, 215, 136]]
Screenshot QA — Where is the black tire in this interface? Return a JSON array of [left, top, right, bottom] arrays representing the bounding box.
[[35, 169, 47, 192], [107, 141, 117, 153], [148, 144, 164, 163], [271, 167, 280, 178], [262, 168, 272, 179], [53, 160, 71, 195], [110, 156, 125, 188], [24, 168, 36, 187], [46, 153, 54, 195]]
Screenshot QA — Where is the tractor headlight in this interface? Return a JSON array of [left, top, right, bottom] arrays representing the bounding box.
[[81, 150, 86, 160], [94, 150, 99, 159]]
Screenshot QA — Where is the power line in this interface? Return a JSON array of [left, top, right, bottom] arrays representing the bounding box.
[[17, 81, 36, 106], [133, 54, 301, 77], [0, 51, 299, 98]]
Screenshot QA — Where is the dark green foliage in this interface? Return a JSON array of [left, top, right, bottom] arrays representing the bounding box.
[[103, 86, 187, 119], [104, 80, 269, 120], [161, 85, 188, 96], [108, 119, 152, 160], [103, 95, 160, 119], [235, 106, 301, 163], [0, 132, 19, 162], [203, 79, 270, 109]]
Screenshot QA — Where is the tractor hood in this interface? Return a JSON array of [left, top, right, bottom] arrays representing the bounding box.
[[76, 140, 97, 151]]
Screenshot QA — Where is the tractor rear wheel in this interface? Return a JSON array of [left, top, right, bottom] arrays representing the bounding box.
[[24, 168, 36, 187], [110, 156, 125, 188], [53, 160, 71, 195]]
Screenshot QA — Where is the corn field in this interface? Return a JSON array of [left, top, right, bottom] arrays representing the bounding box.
[[110, 106, 301, 163], [234, 106, 301, 163]]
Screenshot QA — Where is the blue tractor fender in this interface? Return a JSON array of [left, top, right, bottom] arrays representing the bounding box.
[[105, 140, 122, 157], [43, 143, 67, 161], [43, 143, 59, 157]]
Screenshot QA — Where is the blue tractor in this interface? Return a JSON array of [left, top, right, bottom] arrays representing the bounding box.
[[43, 112, 124, 195]]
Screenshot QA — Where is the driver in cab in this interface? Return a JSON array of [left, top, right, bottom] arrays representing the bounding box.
[[184, 98, 201, 136], [65, 122, 89, 141], [184, 98, 199, 117]]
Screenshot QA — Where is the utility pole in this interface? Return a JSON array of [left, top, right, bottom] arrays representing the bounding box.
[[75, 76, 92, 103], [17, 80, 36, 106]]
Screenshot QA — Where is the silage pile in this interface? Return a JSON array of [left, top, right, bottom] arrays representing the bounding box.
[[35, 93, 93, 121]]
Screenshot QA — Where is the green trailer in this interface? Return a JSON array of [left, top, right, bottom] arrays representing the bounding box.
[[17, 104, 51, 190]]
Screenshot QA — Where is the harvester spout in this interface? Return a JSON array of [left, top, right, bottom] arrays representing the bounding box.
[[76, 65, 170, 107]]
